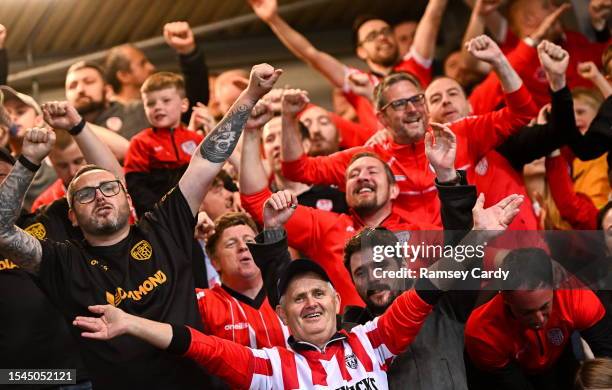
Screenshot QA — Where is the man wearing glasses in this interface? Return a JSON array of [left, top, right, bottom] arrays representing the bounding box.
[[249, 0, 448, 129], [280, 35, 538, 228], [0, 63, 282, 389]]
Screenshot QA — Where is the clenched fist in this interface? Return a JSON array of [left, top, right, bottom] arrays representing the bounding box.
[[263, 190, 298, 229], [245, 63, 283, 101], [281, 89, 310, 117], [21, 127, 56, 165], [465, 35, 503, 65], [245, 100, 273, 131], [41, 101, 83, 131], [163, 21, 196, 55]]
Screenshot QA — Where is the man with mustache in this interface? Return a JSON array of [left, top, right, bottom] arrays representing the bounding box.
[[70, 138, 515, 390], [0, 63, 282, 389], [249, 0, 447, 129], [280, 35, 538, 228]]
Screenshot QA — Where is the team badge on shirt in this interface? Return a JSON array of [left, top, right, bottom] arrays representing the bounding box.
[[181, 140, 198, 155], [131, 240, 153, 261], [475, 157, 488, 176], [345, 354, 359, 369], [315, 199, 333, 211], [24, 222, 46, 240], [547, 328, 564, 346]]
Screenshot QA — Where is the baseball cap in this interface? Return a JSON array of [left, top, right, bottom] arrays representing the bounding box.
[[0, 86, 42, 115], [277, 259, 333, 299]]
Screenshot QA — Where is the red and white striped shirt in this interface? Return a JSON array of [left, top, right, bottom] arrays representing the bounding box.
[[181, 288, 433, 389], [196, 285, 288, 349]]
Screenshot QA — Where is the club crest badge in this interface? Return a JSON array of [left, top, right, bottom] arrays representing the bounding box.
[[131, 240, 153, 261]]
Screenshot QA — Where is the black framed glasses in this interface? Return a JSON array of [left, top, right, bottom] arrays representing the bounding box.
[[380, 94, 426, 112], [359, 26, 393, 45], [72, 180, 124, 205]]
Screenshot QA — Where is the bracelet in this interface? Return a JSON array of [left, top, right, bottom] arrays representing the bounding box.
[[18, 155, 41, 172], [68, 118, 86, 136], [436, 170, 465, 186]]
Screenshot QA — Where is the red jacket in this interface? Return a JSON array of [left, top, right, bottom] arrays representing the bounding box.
[[241, 187, 437, 309], [124, 126, 203, 174], [196, 285, 287, 349], [124, 126, 203, 215], [331, 113, 376, 149], [465, 289, 605, 373], [31, 179, 65, 212], [343, 50, 433, 130], [546, 155, 599, 230], [282, 85, 538, 228]]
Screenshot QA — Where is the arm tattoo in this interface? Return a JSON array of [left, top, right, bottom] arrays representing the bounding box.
[[0, 162, 43, 273], [200, 103, 251, 163]]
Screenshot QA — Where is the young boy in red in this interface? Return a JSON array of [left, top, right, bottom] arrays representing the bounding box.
[[124, 72, 203, 216]]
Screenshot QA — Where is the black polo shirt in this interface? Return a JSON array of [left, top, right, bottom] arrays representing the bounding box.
[[37, 187, 210, 389]]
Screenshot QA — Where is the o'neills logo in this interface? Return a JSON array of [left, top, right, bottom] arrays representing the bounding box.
[[24, 222, 46, 240], [130, 240, 153, 261], [105, 270, 167, 306], [0, 259, 18, 271]]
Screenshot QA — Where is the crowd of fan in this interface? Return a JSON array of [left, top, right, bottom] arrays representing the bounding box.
[[0, 0, 612, 389]]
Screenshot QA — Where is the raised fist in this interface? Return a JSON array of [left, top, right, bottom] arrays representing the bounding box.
[[347, 72, 374, 101], [163, 21, 196, 55], [537, 40, 569, 78], [245, 100, 273, 131], [281, 89, 310, 117], [246, 63, 283, 101], [41, 101, 83, 131], [21, 127, 56, 165], [248, 0, 278, 23], [262, 88, 284, 114], [263, 190, 298, 229], [577, 61, 603, 81], [465, 35, 503, 65]]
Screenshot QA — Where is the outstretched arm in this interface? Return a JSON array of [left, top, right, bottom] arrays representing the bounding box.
[[42, 102, 125, 181], [411, 0, 448, 62], [0, 127, 55, 273], [74, 304, 259, 389], [249, 0, 345, 88], [74, 305, 173, 348], [179, 63, 282, 215]]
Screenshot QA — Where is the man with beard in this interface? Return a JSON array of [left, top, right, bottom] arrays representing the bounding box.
[[280, 35, 538, 228], [259, 111, 348, 214], [298, 104, 375, 156], [0, 63, 282, 389], [241, 98, 471, 308], [249, 0, 447, 128], [66, 22, 210, 139]]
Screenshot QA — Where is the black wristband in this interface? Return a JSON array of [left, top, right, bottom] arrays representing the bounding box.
[[68, 118, 86, 136], [18, 155, 40, 172], [436, 170, 465, 186]]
